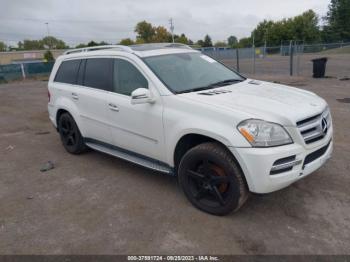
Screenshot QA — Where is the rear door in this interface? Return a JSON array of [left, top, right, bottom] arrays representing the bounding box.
[[77, 58, 113, 144], [51, 58, 81, 123]]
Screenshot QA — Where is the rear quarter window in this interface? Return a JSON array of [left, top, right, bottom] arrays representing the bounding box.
[[54, 59, 81, 84]]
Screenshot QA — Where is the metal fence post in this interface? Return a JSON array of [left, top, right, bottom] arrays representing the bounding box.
[[289, 40, 294, 76], [252, 47, 256, 75], [20, 63, 26, 79], [296, 43, 300, 76], [280, 41, 283, 56], [236, 49, 240, 72]]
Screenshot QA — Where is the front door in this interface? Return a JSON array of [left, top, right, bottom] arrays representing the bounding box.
[[106, 58, 165, 161]]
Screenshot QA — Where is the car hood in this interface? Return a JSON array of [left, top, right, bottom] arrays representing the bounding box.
[[178, 79, 327, 126]]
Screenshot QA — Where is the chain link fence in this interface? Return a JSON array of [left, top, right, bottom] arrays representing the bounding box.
[[0, 42, 349, 83], [0, 62, 54, 83], [200, 42, 350, 79]]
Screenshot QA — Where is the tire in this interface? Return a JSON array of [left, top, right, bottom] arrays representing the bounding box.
[[58, 113, 87, 154], [178, 142, 249, 216]]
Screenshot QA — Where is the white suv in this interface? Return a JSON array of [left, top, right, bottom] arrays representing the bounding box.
[[48, 43, 333, 215]]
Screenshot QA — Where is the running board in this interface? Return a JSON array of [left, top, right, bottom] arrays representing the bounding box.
[[85, 140, 174, 175]]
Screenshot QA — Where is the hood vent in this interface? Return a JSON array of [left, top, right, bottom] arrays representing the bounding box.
[[248, 80, 261, 85], [198, 89, 232, 96]]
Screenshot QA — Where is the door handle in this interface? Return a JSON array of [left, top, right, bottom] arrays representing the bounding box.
[[71, 93, 79, 100], [108, 103, 119, 112]]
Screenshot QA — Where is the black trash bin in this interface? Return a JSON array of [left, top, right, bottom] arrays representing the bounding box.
[[311, 57, 328, 78]]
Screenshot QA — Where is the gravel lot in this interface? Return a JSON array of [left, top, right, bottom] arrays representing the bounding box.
[[0, 76, 349, 255]]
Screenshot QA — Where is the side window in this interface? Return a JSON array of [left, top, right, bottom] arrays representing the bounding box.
[[54, 59, 81, 84], [113, 59, 148, 96], [84, 58, 113, 91]]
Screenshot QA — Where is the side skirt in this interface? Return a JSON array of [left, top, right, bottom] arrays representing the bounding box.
[[84, 138, 175, 175]]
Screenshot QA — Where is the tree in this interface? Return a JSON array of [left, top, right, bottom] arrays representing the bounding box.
[[237, 37, 252, 48], [87, 41, 98, 47], [135, 21, 155, 43], [119, 38, 135, 45], [292, 10, 320, 43], [44, 50, 55, 62], [75, 41, 108, 48], [17, 37, 67, 50], [130, 20, 193, 45], [214, 41, 227, 47], [42, 36, 67, 49], [153, 26, 171, 42], [196, 40, 204, 47], [250, 10, 320, 46], [323, 0, 350, 42], [21, 39, 44, 50], [18, 41, 24, 50], [0, 41, 7, 51], [203, 35, 213, 47], [227, 36, 238, 47], [251, 20, 274, 47], [175, 33, 189, 44], [75, 43, 87, 48]]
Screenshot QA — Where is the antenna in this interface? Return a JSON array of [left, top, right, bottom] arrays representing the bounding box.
[[169, 18, 175, 43]]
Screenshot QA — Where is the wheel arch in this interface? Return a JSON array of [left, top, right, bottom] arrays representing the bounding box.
[[172, 132, 233, 167], [54, 97, 83, 134], [173, 132, 249, 191]]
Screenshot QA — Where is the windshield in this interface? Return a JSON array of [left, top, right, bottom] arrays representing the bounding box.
[[143, 52, 245, 94]]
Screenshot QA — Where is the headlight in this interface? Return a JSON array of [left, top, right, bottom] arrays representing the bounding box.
[[237, 119, 293, 147]]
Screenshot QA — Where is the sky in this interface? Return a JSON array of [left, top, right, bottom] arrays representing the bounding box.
[[0, 0, 331, 47]]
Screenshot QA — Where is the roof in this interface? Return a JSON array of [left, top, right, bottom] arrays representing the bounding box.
[[63, 43, 198, 58]]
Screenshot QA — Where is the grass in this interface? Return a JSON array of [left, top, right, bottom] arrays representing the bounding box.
[[321, 45, 350, 54]]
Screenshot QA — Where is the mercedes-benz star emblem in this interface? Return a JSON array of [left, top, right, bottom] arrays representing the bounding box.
[[321, 117, 328, 135]]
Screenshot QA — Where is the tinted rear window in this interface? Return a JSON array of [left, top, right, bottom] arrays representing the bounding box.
[[84, 58, 113, 91], [54, 59, 81, 84]]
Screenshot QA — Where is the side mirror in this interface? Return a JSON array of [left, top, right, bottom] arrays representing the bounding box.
[[131, 88, 155, 105]]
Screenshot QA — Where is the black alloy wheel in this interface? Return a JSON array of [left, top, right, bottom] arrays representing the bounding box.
[[178, 142, 248, 215], [58, 113, 87, 154]]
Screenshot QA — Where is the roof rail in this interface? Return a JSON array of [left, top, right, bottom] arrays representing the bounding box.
[[64, 45, 133, 55], [130, 43, 193, 51]]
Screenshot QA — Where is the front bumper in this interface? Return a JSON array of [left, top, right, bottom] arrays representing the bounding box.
[[230, 136, 333, 194]]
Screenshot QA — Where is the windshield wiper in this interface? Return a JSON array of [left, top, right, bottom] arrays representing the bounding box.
[[208, 79, 243, 87], [176, 86, 217, 94], [176, 79, 243, 94]]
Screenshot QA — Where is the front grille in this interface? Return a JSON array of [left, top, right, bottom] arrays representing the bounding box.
[[297, 108, 331, 144], [303, 140, 331, 168]]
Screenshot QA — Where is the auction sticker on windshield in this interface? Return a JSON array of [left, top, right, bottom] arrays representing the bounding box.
[[200, 55, 217, 63]]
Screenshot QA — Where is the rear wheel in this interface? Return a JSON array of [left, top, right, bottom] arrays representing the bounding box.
[[178, 142, 249, 216], [58, 113, 87, 154]]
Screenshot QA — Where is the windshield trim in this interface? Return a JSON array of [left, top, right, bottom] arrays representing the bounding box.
[[141, 53, 246, 94]]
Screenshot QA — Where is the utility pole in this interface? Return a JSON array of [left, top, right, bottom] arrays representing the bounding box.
[[169, 18, 175, 43], [45, 22, 51, 49]]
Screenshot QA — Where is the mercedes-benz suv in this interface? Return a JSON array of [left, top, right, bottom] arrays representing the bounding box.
[[48, 43, 333, 215]]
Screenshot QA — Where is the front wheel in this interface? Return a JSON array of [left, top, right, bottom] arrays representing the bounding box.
[[178, 142, 249, 216]]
